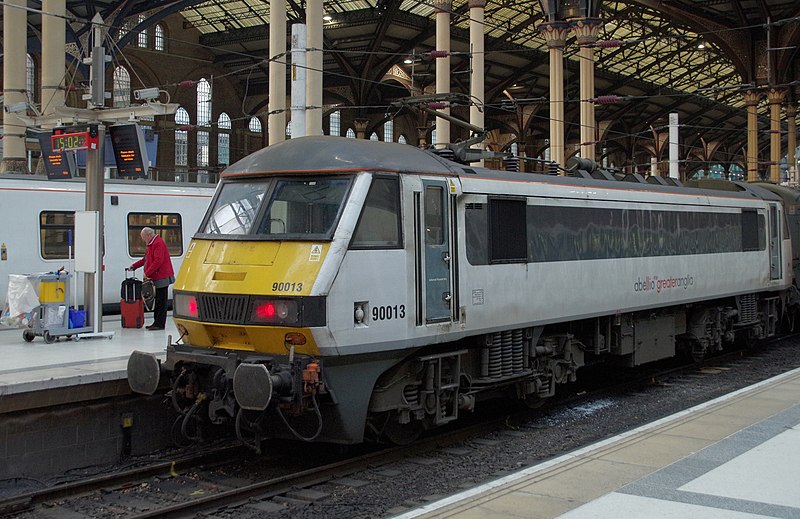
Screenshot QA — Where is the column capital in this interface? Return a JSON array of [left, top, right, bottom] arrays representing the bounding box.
[[767, 88, 787, 105], [787, 103, 797, 118], [570, 18, 603, 46], [538, 21, 570, 49], [433, 0, 451, 13], [743, 90, 761, 107], [468, 0, 486, 8], [417, 126, 429, 148]]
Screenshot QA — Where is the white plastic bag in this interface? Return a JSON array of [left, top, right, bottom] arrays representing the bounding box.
[[1, 275, 41, 328]]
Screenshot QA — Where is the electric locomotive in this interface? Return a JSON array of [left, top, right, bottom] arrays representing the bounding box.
[[128, 136, 794, 447]]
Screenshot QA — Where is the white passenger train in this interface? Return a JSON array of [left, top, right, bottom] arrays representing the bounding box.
[[0, 175, 214, 313], [126, 137, 797, 448]]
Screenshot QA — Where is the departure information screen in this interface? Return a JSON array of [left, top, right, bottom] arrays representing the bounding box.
[[109, 124, 148, 178]]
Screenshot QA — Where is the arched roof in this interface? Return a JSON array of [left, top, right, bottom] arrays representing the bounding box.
[[14, 0, 800, 167]]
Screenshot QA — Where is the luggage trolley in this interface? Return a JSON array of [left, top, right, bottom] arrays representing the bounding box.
[[22, 270, 92, 343]]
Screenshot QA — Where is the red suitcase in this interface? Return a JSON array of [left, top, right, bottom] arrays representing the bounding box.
[[121, 298, 144, 328]]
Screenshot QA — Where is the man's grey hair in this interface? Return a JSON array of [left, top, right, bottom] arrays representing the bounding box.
[[141, 227, 155, 237]]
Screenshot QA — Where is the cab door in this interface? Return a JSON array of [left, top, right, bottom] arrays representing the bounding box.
[[421, 180, 452, 323], [768, 203, 782, 280]]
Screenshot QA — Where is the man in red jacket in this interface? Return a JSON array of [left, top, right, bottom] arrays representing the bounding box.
[[129, 227, 175, 330]]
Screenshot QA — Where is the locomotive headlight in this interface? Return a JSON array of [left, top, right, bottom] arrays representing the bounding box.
[[174, 292, 199, 319], [248, 298, 300, 325]]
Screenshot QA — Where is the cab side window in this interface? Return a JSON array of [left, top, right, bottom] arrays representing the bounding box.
[[350, 177, 402, 249]]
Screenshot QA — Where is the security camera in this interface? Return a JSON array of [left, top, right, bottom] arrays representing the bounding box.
[[133, 88, 161, 101], [4, 101, 29, 113]]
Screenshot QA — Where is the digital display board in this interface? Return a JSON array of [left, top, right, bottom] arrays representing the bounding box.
[[51, 131, 91, 152], [36, 131, 76, 179], [109, 124, 149, 178]]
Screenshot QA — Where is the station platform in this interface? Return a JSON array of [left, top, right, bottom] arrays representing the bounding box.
[[397, 368, 800, 519], [0, 314, 176, 413]]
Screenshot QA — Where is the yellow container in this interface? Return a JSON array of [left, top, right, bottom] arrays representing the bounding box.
[[40, 281, 66, 303]]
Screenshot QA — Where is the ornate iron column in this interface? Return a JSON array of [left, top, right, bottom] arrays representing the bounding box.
[[1, 0, 29, 173], [571, 18, 602, 162], [788, 101, 797, 185], [538, 21, 569, 171], [768, 88, 785, 183], [268, 0, 287, 145], [41, 0, 66, 117], [434, 0, 451, 147], [306, 0, 323, 135], [469, 0, 486, 165], [744, 90, 761, 182]]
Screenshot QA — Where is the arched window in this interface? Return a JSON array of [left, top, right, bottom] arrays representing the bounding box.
[[118, 20, 133, 41], [329, 110, 341, 136], [398, 134, 407, 145], [346, 128, 355, 139], [431, 129, 437, 146], [154, 24, 165, 51], [510, 142, 518, 156], [218, 112, 231, 166], [286, 121, 292, 139], [249, 116, 262, 133], [384, 120, 393, 142], [26, 54, 35, 102], [197, 131, 209, 170], [369, 132, 379, 141], [175, 107, 190, 167], [196, 78, 211, 126], [113, 66, 131, 107], [137, 15, 148, 48]]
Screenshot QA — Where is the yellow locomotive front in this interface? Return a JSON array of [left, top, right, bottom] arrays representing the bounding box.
[[171, 175, 350, 357], [129, 172, 353, 447]]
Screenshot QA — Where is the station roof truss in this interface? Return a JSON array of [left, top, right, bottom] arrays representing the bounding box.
[[16, 0, 800, 167]]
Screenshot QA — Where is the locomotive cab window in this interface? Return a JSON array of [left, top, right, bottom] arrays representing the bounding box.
[[40, 211, 75, 260], [128, 213, 183, 257], [350, 176, 402, 249], [257, 178, 350, 238], [200, 177, 352, 240], [202, 181, 268, 235]]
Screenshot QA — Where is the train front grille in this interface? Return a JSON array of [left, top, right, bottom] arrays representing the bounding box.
[[198, 294, 249, 323]]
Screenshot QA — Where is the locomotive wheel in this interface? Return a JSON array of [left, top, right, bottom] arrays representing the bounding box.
[[735, 329, 757, 350], [42, 331, 55, 344], [22, 329, 35, 342], [383, 415, 423, 445], [523, 395, 548, 409], [689, 340, 706, 363]]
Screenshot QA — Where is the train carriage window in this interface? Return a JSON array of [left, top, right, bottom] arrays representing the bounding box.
[[128, 213, 183, 257], [490, 198, 527, 263], [40, 211, 75, 260], [350, 177, 402, 249], [202, 181, 269, 235]]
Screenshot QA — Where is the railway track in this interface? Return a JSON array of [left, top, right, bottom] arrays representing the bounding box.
[[2, 340, 791, 518]]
